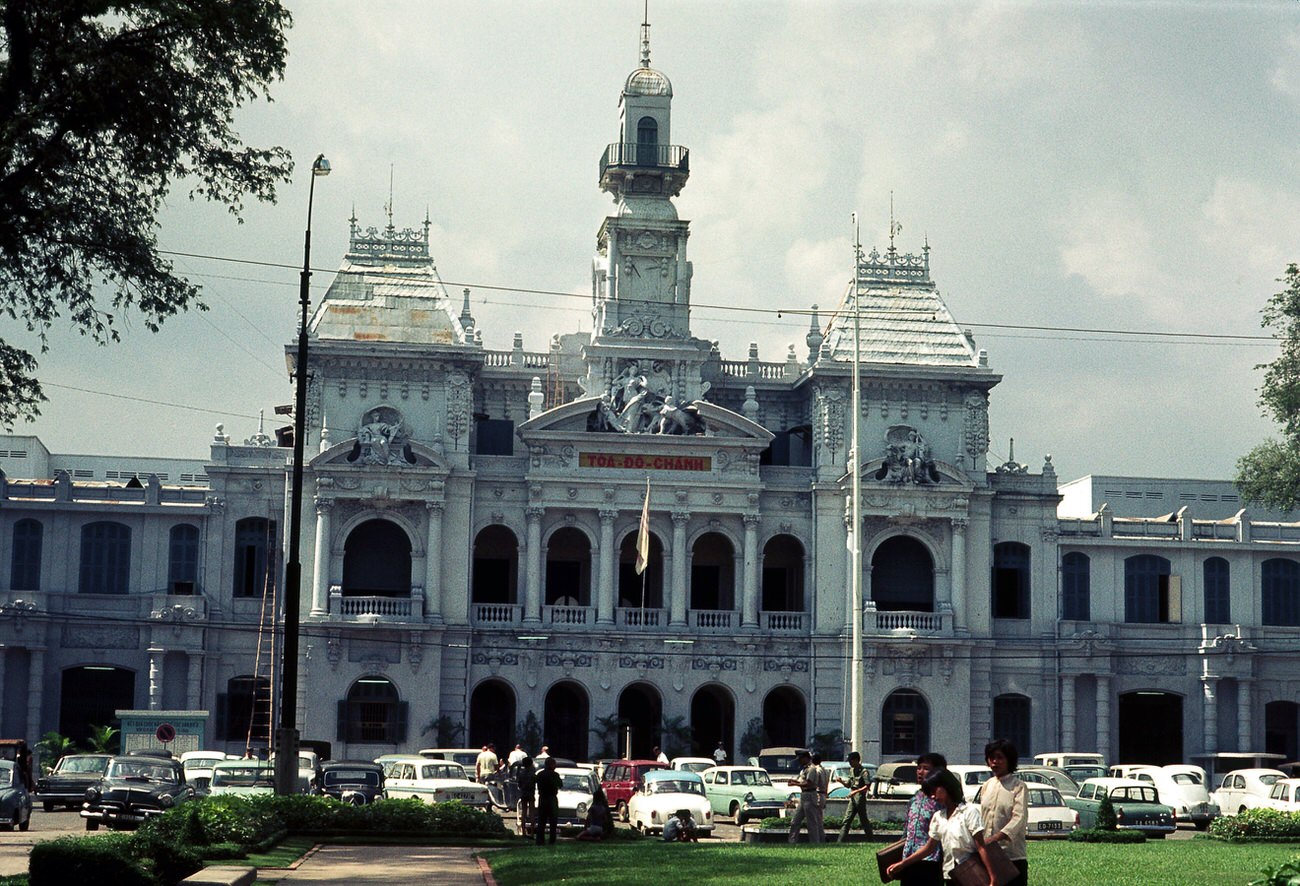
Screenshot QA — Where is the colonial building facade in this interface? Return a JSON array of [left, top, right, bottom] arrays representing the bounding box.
[[0, 33, 1297, 769]]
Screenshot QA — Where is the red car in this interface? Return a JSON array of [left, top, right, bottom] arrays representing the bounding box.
[[601, 759, 669, 821]]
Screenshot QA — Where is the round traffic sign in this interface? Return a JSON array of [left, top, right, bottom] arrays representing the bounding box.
[[155, 723, 176, 743]]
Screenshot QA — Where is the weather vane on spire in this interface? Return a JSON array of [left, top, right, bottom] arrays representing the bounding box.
[[888, 191, 903, 256], [640, 0, 652, 68]]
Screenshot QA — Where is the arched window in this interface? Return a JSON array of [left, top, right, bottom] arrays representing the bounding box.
[[1203, 557, 1231, 624], [472, 525, 519, 605], [10, 518, 42, 591], [544, 527, 591, 606], [636, 115, 658, 165], [168, 524, 200, 595], [882, 690, 929, 757], [1125, 554, 1174, 623], [690, 532, 735, 611], [338, 677, 406, 744], [1263, 558, 1300, 627], [215, 675, 271, 744], [79, 521, 131, 595], [233, 518, 277, 598], [1061, 552, 1090, 621], [342, 519, 411, 598], [761, 535, 805, 612], [871, 536, 934, 612], [993, 694, 1032, 758], [992, 542, 1031, 619]]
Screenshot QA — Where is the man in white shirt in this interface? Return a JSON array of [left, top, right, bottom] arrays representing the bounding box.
[[654, 745, 669, 764], [475, 743, 499, 782], [712, 742, 727, 765], [507, 743, 527, 766]]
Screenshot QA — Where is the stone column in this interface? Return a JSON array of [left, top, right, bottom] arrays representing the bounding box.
[[187, 652, 204, 710], [26, 648, 44, 739], [1061, 675, 1076, 751], [147, 648, 163, 711], [524, 508, 544, 623], [424, 502, 444, 623], [1202, 677, 1219, 755], [742, 514, 760, 629], [951, 518, 967, 633], [597, 509, 617, 625], [1096, 676, 1111, 759], [670, 511, 689, 626], [1238, 679, 1252, 752], [310, 498, 333, 616], [0, 650, 7, 734]]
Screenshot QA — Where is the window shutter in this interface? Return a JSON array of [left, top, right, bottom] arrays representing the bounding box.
[[337, 700, 349, 743], [394, 701, 409, 743]]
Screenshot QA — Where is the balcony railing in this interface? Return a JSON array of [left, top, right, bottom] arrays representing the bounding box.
[[762, 611, 807, 633], [869, 609, 949, 634], [617, 607, 665, 629], [328, 586, 424, 622], [545, 604, 591, 626], [600, 143, 689, 177], [473, 603, 522, 626], [688, 609, 734, 632]]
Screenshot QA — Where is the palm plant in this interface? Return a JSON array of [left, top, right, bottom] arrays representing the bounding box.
[[35, 731, 78, 774], [85, 724, 120, 754]]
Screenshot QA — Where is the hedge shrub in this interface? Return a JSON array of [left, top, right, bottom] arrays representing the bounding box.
[[27, 833, 193, 886], [1067, 827, 1147, 843], [1210, 808, 1300, 840]]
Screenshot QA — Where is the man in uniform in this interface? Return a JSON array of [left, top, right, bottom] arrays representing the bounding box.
[[836, 751, 874, 841], [786, 749, 825, 843]]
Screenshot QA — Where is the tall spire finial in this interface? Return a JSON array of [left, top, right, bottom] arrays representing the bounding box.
[[640, 0, 652, 68], [888, 191, 902, 257], [384, 164, 395, 233]]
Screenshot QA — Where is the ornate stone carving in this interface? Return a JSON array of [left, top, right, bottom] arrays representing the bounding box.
[[408, 632, 424, 673], [445, 371, 471, 448], [1065, 630, 1114, 657], [62, 625, 139, 649], [877, 425, 939, 485], [590, 360, 702, 435], [326, 632, 342, 670], [817, 386, 845, 462], [1118, 655, 1186, 676], [963, 391, 989, 463], [349, 405, 416, 466]]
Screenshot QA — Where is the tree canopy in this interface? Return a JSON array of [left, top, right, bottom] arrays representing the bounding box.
[[0, 0, 294, 424], [1236, 263, 1300, 511]]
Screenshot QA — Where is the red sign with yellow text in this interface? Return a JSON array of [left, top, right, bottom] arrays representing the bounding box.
[[578, 452, 712, 472]]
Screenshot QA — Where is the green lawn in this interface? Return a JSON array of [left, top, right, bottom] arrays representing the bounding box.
[[483, 839, 1300, 886]]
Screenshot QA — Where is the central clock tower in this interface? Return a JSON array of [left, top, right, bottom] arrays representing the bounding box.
[[585, 20, 711, 404]]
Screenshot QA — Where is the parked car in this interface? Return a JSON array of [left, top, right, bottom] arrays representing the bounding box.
[[417, 748, 482, 769], [825, 761, 877, 798], [270, 750, 321, 793], [179, 750, 234, 795], [1266, 777, 1300, 812], [869, 761, 920, 799], [35, 753, 111, 812], [0, 760, 32, 831], [701, 765, 794, 823], [1125, 765, 1219, 829], [1026, 786, 1078, 838], [1162, 764, 1208, 787], [82, 753, 194, 831], [1192, 752, 1287, 785], [671, 756, 717, 774], [627, 769, 714, 836], [601, 759, 670, 821], [1018, 766, 1080, 798], [1211, 768, 1287, 816], [1035, 753, 1106, 770], [948, 764, 993, 802], [748, 747, 808, 780], [207, 761, 276, 797], [384, 756, 492, 808], [318, 761, 385, 805], [1065, 778, 1175, 836], [524, 766, 598, 835]]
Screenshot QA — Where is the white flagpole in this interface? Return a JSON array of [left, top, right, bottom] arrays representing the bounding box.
[[850, 213, 864, 756]]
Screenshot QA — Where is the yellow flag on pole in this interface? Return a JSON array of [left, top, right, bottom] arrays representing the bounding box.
[[635, 478, 651, 575]]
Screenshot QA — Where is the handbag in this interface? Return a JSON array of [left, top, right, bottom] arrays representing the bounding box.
[[875, 838, 905, 883], [949, 838, 1020, 886]]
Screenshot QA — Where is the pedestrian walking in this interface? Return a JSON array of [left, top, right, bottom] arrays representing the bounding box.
[[475, 743, 499, 783], [895, 752, 946, 886], [888, 769, 1001, 885], [981, 739, 1029, 886], [712, 741, 727, 765], [513, 755, 536, 835], [786, 749, 824, 843], [534, 757, 562, 845], [836, 751, 873, 841]]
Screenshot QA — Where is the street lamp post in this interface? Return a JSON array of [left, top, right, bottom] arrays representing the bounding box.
[[275, 153, 330, 796], [849, 214, 863, 756]]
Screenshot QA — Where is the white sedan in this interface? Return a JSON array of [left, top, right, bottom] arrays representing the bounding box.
[[1266, 778, 1300, 812], [383, 756, 492, 808], [1211, 768, 1286, 816], [628, 770, 714, 836], [1027, 785, 1078, 838]]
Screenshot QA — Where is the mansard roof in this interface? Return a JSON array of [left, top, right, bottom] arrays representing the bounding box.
[[822, 244, 981, 368], [311, 217, 468, 346]]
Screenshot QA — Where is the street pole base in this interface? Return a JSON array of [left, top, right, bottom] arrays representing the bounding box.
[[274, 727, 300, 796]]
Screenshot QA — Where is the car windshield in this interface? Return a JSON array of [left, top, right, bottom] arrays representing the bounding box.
[[1112, 787, 1158, 803], [107, 760, 177, 783], [677, 761, 711, 773], [298, 756, 315, 769], [1028, 788, 1063, 807], [1066, 766, 1107, 781], [758, 755, 799, 773], [323, 770, 380, 787], [183, 757, 224, 771], [964, 771, 991, 785], [1261, 774, 1281, 786], [420, 764, 465, 780], [212, 768, 274, 787], [561, 774, 593, 792], [1171, 774, 1199, 785], [57, 756, 109, 774], [0, 767, 12, 788], [732, 770, 772, 787], [648, 779, 705, 796]]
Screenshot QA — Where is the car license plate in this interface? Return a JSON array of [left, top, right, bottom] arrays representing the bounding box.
[[1037, 821, 1061, 831]]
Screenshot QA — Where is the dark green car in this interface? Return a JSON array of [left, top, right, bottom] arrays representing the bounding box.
[[1065, 778, 1175, 837]]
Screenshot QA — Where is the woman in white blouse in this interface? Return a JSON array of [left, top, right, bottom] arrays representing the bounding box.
[[887, 769, 1002, 886]]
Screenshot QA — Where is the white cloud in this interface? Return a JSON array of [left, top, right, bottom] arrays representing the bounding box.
[[1198, 177, 1300, 279], [1270, 29, 1300, 99], [1057, 192, 1178, 315]]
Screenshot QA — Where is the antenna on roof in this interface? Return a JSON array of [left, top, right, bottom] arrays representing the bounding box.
[[640, 0, 652, 67], [384, 164, 395, 233]]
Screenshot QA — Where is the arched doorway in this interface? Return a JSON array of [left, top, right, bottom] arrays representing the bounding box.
[[618, 683, 662, 759], [691, 685, 735, 758], [340, 676, 406, 744], [636, 115, 658, 165], [1118, 691, 1182, 764], [871, 536, 934, 612], [60, 666, 134, 746], [342, 519, 411, 597], [763, 687, 806, 749], [618, 531, 663, 610], [544, 682, 590, 761], [472, 526, 519, 604], [545, 528, 591, 606], [882, 689, 930, 757], [690, 532, 735, 611], [1267, 701, 1299, 761], [762, 535, 805, 612], [469, 680, 516, 749]]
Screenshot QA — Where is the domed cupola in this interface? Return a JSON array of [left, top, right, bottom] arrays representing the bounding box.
[[623, 65, 672, 98]]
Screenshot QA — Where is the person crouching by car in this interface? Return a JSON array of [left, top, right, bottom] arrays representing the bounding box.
[[662, 808, 699, 842], [576, 787, 614, 841]]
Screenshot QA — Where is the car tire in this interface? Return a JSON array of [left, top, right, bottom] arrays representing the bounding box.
[[42, 803, 54, 813], [85, 819, 99, 832], [616, 800, 628, 822], [18, 813, 30, 832], [1194, 821, 1211, 831], [729, 801, 740, 821]]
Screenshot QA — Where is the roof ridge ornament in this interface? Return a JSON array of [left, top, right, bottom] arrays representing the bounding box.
[[640, 0, 652, 68]]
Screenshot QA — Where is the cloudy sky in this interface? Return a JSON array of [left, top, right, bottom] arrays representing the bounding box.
[[18, 0, 1300, 484]]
